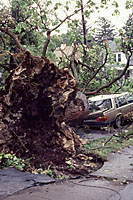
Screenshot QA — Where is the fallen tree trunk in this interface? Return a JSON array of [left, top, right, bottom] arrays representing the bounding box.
[[0, 50, 88, 170]]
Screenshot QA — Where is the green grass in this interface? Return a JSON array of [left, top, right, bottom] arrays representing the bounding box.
[[83, 128, 133, 160]]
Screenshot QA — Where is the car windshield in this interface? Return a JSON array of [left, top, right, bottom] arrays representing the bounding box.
[[88, 99, 112, 112]]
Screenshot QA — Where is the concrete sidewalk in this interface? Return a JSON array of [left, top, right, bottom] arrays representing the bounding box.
[[1, 146, 133, 200], [110, 183, 133, 200]]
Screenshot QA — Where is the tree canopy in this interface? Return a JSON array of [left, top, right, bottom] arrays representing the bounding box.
[[0, 0, 133, 94]]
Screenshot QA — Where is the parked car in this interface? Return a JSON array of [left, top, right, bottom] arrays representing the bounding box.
[[83, 92, 133, 128]]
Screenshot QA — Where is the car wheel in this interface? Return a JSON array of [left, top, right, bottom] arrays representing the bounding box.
[[115, 115, 123, 128]]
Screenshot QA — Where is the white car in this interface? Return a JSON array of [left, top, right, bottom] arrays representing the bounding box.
[[83, 92, 133, 128]]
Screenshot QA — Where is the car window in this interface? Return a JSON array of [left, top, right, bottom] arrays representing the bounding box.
[[88, 99, 112, 112], [116, 95, 128, 107], [124, 93, 133, 103]]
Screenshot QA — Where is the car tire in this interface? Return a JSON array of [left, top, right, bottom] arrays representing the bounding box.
[[114, 115, 123, 128]]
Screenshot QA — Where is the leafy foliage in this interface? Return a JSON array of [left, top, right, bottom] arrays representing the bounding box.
[[0, 152, 31, 170], [123, 14, 133, 43], [0, 0, 132, 94], [94, 17, 117, 44]]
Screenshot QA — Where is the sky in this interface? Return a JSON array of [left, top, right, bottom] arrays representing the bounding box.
[[1, 0, 132, 33], [90, 0, 132, 29], [57, 0, 132, 33]]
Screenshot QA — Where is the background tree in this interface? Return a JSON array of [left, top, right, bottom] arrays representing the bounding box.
[[123, 13, 133, 42], [94, 17, 117, 44]]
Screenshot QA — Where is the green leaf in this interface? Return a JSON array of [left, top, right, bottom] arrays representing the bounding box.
[[4, 154, 12, 159], [15, 25, 22, 33]]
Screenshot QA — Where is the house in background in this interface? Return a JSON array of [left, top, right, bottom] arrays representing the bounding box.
[[54, 43, 81, 63], [54, 41, 133, 79], [109, 40, 133, 79]]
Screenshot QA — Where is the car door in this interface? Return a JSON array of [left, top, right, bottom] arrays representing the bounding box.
[[103, 97, 116, 124], [115, 94, 130, 116], [108, 97, 122, 122], [124, 93, 133, 113]]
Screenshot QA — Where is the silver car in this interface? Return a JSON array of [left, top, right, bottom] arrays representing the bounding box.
[[83, 92, 133, 128]]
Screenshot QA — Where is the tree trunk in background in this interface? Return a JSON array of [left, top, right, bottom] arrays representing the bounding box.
[[81, 0, 87, 45]]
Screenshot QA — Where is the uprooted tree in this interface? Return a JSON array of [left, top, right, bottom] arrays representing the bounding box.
[[0, 0, 132, 175], [0, 0, 94, 175], [0, 32, 94, 176]]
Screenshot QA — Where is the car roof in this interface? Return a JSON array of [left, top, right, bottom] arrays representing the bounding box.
[[88, 92, 128, 101]]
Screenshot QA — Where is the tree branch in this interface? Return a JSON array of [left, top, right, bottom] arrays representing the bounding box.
[[51, 8, 81, 33], [78, 60, 93, 71], [83, 45, 108, 92], [41, 30, 51, 59], [59, 48, 71, 61], [85, 51, 132, 95], [42, 8, 81, 58], [81, 0, 86, 45], [35, 1, 49, 31], [114, 78, 126, 93], [41, 0, 92, 58], [0, 27, 24, 52], [0, 35, 6, 50], [70, 44, 78, 82]]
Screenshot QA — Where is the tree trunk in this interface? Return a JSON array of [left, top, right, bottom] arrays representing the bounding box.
[[81, 0, 86, 45]]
